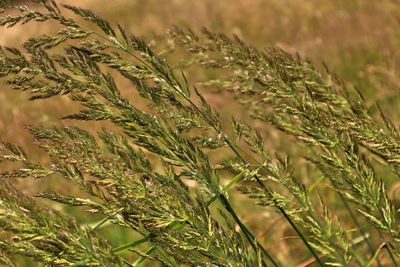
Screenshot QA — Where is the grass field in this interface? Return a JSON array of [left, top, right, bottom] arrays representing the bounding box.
[[1, 0, 400, 266]]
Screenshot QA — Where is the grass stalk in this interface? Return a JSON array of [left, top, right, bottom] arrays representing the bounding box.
[[112, 234, 153, 255], [219, 195, 279, 266], [223, 139, 324, 266], [332, 180, 382, 267]]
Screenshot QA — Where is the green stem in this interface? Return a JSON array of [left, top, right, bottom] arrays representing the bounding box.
[[383, 243, 398, 267], [219, 195, 279, 267], [132, 247, 156, 266], [335, 182, 381, 267], [224, 138, 324, 266], [375, 208, 399, 267], [122, 259, 135, 267], [91, 209, 121, 231], [277, 198, 324, 266], [366, 243, 385, 267], [112, 234, 153, 254], [206, 169, 249, 206], [341, 201, 371, 266]]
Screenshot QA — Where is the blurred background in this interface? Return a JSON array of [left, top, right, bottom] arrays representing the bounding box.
[[1, 0, 400, 266]]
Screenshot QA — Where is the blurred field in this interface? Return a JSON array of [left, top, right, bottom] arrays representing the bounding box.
[[1, 0, 400, 266]]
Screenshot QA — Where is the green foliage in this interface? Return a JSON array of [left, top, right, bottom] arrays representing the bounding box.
[[0, 1, 399, 266], [0, 180, 125, 266]]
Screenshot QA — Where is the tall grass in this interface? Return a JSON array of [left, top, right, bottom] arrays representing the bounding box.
[[0, 1, 399, 266]]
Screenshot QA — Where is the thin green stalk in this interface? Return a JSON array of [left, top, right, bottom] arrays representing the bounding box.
[[332, 179, 382, 267], [279, 201, 324, 266], [384, 243, 398, 267], [132, 247, 156, 266], [112, 235, 177, 266], [313, 144, 384, 266], [366, 243, 386, 267], [153, 244, 177, 267], [375, 209, 399, 267], [205, 168, 276, 265], [206, 168, 255, 206], [219, 195, 279, 267], [122, 259, 135, 267], [224, 138, 324, 266], [90, 209, 122, 230], [112, 234, 153, 254]]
